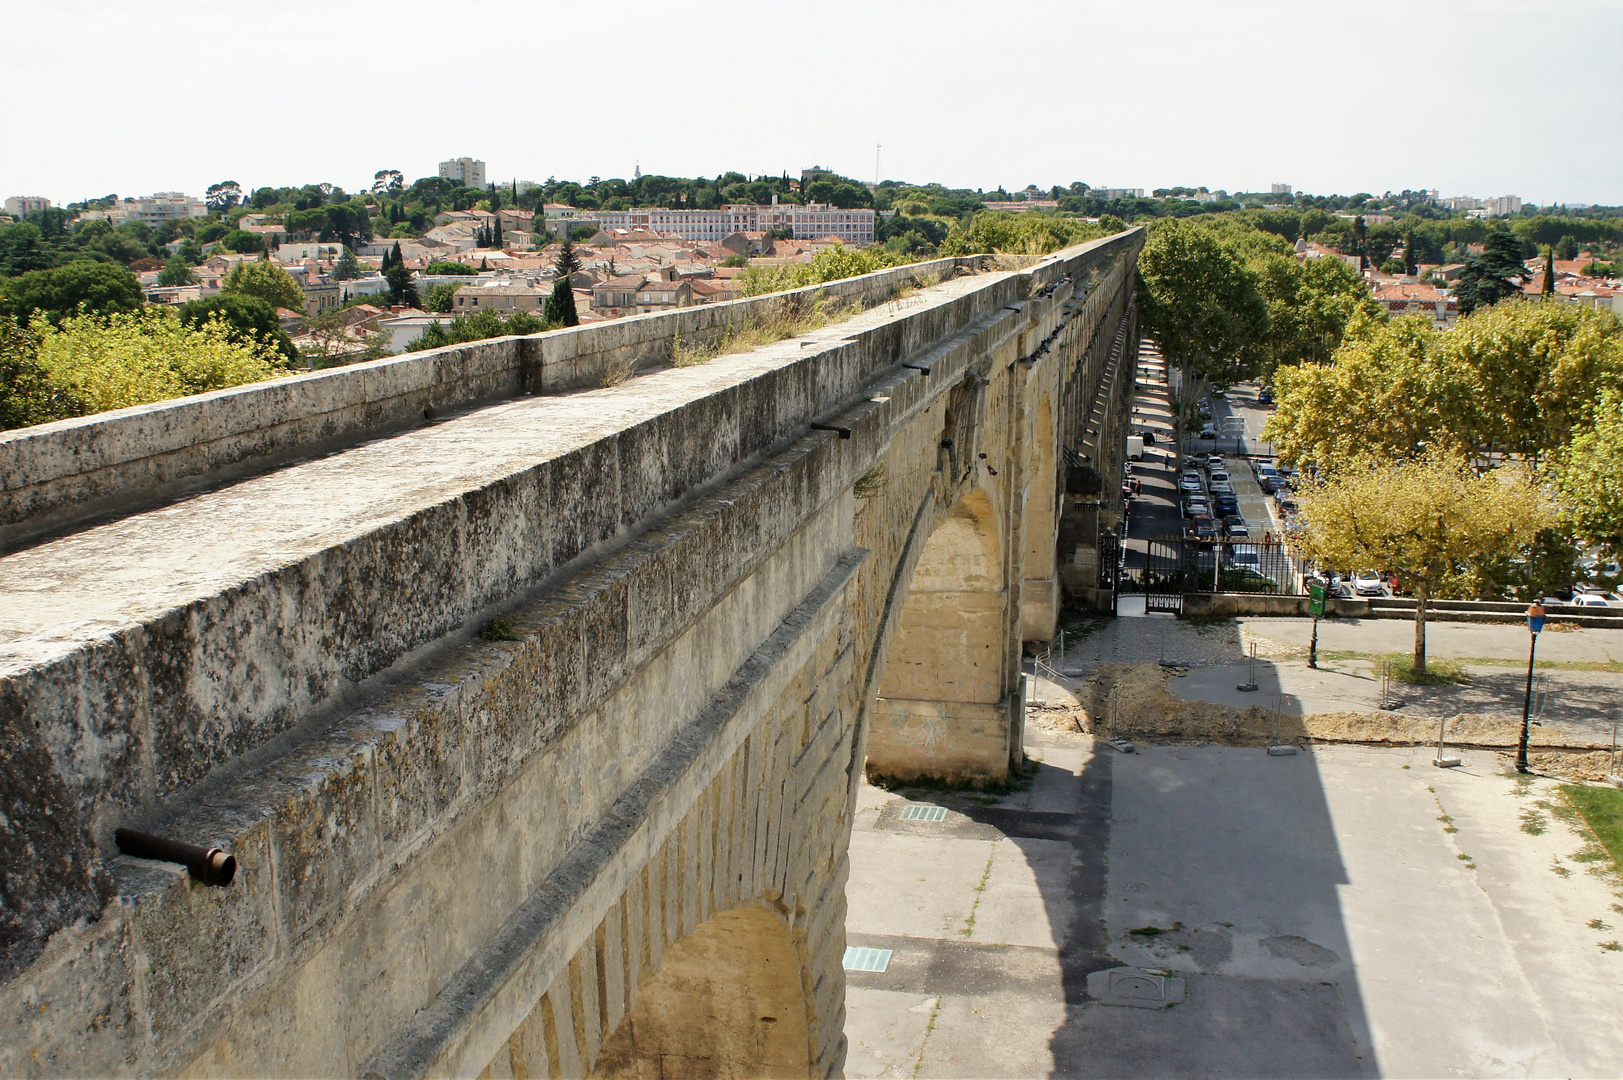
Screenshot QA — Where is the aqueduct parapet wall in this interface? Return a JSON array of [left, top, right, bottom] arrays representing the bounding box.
[[0, 231, 1141, 1077]]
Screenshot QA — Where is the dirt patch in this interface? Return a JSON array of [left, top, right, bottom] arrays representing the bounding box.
[[1047, 662, 1619, 782]]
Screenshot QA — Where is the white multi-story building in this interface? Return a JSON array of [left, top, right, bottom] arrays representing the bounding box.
[[4, 196, 50, 218], [1483, 194, 1522, 217], [586, 203, 876, 245], [1270, 183, 1292, 195], [83, 193, 209, 226], [439, 157, 487, 189], [1442, 195, 1483, 211], [1092, 187, 1145, 200]]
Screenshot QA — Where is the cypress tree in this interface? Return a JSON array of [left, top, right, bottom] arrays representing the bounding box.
[[480, 257, 489, 271], [545, 277, 577, 326], [493, 216, 503, 249], [1542, 247, 1556, 297], [389, 241, 403, 271]]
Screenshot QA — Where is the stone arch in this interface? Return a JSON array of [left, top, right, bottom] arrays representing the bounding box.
[[592, 904, 811, 1079], [865, 487, 1017, 784], [1020, 392, 1061, 641]]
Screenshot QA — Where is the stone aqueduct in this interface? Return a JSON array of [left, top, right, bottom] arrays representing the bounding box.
[[0, 232, 1142, 1077]]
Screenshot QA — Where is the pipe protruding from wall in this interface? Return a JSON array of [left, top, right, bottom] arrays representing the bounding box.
[[115, 828, 237, 887]]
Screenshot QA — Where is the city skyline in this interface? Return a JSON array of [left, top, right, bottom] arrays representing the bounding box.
[[3, 0, 1620, 207]]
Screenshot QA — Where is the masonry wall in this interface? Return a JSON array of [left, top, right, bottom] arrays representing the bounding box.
[[0, 233, 1143, 1078]]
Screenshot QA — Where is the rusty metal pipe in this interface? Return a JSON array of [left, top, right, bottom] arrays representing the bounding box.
[[115, 828, 236, 887]]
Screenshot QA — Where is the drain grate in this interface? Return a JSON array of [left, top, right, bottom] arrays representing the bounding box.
[[843, 947, 893, 972], [899, 804, 948, 822]]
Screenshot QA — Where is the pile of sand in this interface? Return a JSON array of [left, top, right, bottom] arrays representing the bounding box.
[[1039, 662, 1619, 782]]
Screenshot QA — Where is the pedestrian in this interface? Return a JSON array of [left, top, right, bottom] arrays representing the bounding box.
[[1263, 531, 1273, 549]]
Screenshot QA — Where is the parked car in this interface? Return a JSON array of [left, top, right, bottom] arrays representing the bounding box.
[[1182, 497, 1210, 518], [1204, 455, 1227, 470], [1572, 592, 1623, 608], [1258, 388, 1275, 404], [1224, 518, 1251, 539], [1221, 567, 1279, 592], [1213, 494, 1240, 517], [1351, 570, 1386, 596], [1259, 475, 1282, 494], [1208, 470, 1231, 485], [1193, 516, 1218, 541], [1199, 423, 1217, 439], [1209, 481, 1235, 496], [1224, 545, 1263, 572], [1254, 462, 1279, 481]]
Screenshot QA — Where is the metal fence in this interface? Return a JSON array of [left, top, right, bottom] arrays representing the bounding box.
[[1119, 535, 1304, 597]]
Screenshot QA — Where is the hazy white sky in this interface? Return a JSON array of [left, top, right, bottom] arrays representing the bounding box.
[[3, 0, 1620, 207]]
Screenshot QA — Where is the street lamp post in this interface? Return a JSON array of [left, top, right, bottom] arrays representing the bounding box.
[[1516, 602, 1545, 775]]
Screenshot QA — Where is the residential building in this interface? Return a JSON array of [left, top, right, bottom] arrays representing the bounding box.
[[452, 280, 548, 315], [275, 243, 345, 264], [4, 196, 50, 218], [1270, 183, 1292, 195], [1483, 194, 1522, 217], [439, 157, 487, 189], [1371, 282, 1458, 325], [301, 281, 342, 318], [89, 192, 209, 226], [592, 274, 646, 314], [586, 203, 874, 245], [1441, 195, 1483, 211], [633, 278, 693, 312], [1092, 188, 1145, 200]]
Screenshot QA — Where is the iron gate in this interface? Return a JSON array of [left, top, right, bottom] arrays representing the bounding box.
[[1144, 533, 1185, 614]]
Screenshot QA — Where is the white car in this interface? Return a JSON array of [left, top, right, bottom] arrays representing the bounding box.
[[1571, 592, 1623, 608], [1208, 481, 1234, 496], [1255, 462, 1279, 481], [1208, 470, 1231, 485], [1225, 545, 1262, 571], [1204, 456, 1228, 471], [1351, 571, 1386, 597], [1180, 475, 1204, 492]]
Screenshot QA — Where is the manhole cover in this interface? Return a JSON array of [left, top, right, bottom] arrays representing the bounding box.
[[1086, 966, 1186, 1009], [843, 947, 892, 973], [900, 804, 948, 822]]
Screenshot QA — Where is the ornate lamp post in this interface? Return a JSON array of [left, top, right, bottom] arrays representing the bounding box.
[[1515, 601, 1545, 775]]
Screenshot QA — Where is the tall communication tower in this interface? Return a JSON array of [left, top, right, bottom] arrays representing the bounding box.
[[875, 144, 881, 187]]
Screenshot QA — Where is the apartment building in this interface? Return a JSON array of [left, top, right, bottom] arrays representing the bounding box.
[[4, 196, 50, 218], [439, 157, 487, 189], [586, 203, 875, 245], [1092, 187, 1145, 200], [79, 193, 209, 226]]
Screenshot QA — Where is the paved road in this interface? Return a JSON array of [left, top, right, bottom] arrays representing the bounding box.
[[843, 736, 1623, 1077]]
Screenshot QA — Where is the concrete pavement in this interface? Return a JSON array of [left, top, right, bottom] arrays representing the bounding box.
[[844, 735, 1623, 1077]]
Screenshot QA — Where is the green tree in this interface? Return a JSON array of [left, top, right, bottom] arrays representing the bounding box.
[[332, 247, 362, 281], [1136, 219, 1271, 389], [1456, 229, 1529, 313], [178, 294, 298, 363], [1265, 302, 1623, 470], [29, 307, 283, 416], [1541, 246, 1556, 297], [218, 229, 268, 255], [424, 282, 464, 312], [205, 181, 243, 213], [1556, 234, 1579, 260], [157, 256, 200, 287], [384, 262, 420, 308], [222, 259, 304, 311], [0, 261, 144, 325], [405, 308, 551, 352], [1292, 455, 1550, 674], [1, 319, 81, 430], [1402, 230, 1418, 276], [553, 236, 582, 279], [424, 260, 477, 276], [544, 277, 578, 326], [1555, 390, 1623, 558]]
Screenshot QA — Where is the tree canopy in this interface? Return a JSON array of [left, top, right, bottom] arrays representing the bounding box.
[[1292, 455, 1550, 672], [1264, 302, 1623, 469], [1136, 219, 1271, 386], [0, 261, 144, 325], [222, 260, 304, 312]]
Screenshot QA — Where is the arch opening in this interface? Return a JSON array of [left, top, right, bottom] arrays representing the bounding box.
[[866, 488, 1017, 785], [591, 905, 811, 1080]]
